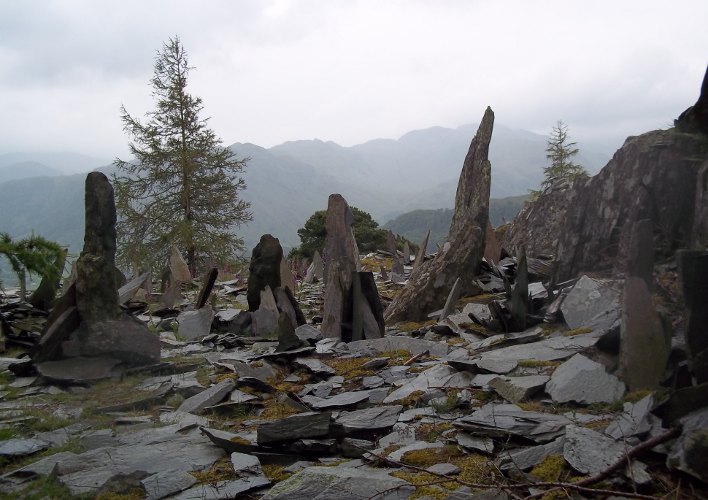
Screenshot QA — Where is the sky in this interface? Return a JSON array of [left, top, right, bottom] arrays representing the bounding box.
[[1, 0, 707, 161]]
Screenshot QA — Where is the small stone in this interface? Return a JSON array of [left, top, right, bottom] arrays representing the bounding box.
[[489, 375, 549, 403], [426, 463, 460, 476], [177, 379, 235, 414]]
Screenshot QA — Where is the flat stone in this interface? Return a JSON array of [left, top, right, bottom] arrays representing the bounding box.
[[230, 389, 258, 404], [295, 324, 323, 344], [388, 440, 445, 462], [348, 336, 450, 357], [560, 275, 621, 332], [306, 390, 371, 409], [261, 466, 414, 499], [463, 303, 494, 324], [142, 470, 197, 500], [606, 393, 655, 440], [475, 332, 602, 366], [563, 425, 624, 475], [383, 364, 473, 403], [489, 375, 549, 403], [0, 438, 48, 456], [257, 412, 331, 445], [455, 403, 571, 443], [177, 308, 215, 341], [199, 427, 258, 454], [36, 356, 124, 383], [335, 405, 403, 434], [456, 432, 495, 454], [475, 357, 518, 374], [498, 437, 564, 473], [340, 437, 375, 458], [427, 463, 460, 475], [294, 357, 336, 377], [177, 379, 235, 414], [546, 354, 625, 404], [171, 475, 270, 500]]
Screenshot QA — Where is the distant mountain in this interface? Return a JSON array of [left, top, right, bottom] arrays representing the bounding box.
[[382, 195, 528, 248], [0, 152, 110, 175], [0, 122, 612, 284], [0, 161, 63, 184]]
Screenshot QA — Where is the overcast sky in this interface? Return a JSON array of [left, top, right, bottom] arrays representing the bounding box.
[[1, 0, 706, 160]]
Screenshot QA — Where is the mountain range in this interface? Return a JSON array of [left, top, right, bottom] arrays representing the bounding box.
[[0, 122, 612, 283]]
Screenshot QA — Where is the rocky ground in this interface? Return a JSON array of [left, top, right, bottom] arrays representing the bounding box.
[[0, 254, 705, 500]]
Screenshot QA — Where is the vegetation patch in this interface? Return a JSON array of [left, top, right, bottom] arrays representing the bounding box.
[[416, 422, 454, 442], [262, 464, 292, 483], [396, 390, 426, 407], [397, 321, 435, 333], [458, 294, 498, 305], [379, 349, 414, 364], [190, 457, 238, 485], [563, 327, 593, 337], [401, 444, 463, 468], [623, 389, 653, 403], [518, 359, 560, 368], [259, 400, 301, 420], [390, 470, 457, 499], [322, 356, 376, 379]]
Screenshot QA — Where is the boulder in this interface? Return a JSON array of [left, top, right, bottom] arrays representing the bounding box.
[[385, 107, 493, 322]]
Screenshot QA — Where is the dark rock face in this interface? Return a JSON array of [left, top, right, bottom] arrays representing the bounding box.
[[385, 107, 493, 322], [321, 194, 360, 339], [76, 172, 121, 324], [247, 234, 283, 311], [675, 65, 708, 135], [678, 250, 708, 384]]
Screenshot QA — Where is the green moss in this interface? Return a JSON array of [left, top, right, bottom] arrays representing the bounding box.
[[8, 474, 76, 500], [518, 359, 560, 368], [416, 422, 454, 442], [401, 445, 462, 467], [395, 390, 426, 407], [262, 464, 292, 483], [398, 321, 435, 333], [454, 453, 500, 485], [563, 327, 593, 337], [190, 457, 238, 485], [323, 357, 376, 379], [623, 390, 653, 403], [530, 455, 566, 482], [390, 471, 457, 499]]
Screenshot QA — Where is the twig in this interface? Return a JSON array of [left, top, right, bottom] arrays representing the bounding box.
[[403, 350, 428, 366]]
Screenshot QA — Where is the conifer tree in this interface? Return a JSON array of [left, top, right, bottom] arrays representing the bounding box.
[[541, 120, 588, 190], [113, 36, 251, 276]]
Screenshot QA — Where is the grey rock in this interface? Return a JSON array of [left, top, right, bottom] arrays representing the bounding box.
[[456, 403, 571, 443], [378, 424, 417, 448], [463, 302, 493, 324], [475, 357, 518, 374], [306, 390, 371, 409], [36, 356, 124, 383], [667, 407, 708, 483], [261, 466, 414, 499], [171, 475, 270, 499], [619, 277, 669, 390], [475, 331, 602, 367], [606, 393, 655, 440], [456, 432, 495, 454], [383, 364, 473, 403], [335, 405, 403, 434], [257, 412, 331, 445], [563, 425, 624, 475], [169, 245, 192, 283], [295, 324, 323, 345], [177, 307, 215, 341], [276, 310, 302, 352], [294, 357, 336, 376], [498, 436, 564, 472], [560, 275, 621, 332], [340, 438, 375, 458], [546, 354, 625, 404], [427, 463, 460, 475], [230, 389, 259, 404], [489, 375, 549, 403], [0, 438, 48, 456], [118, 271, 150, 305], [247, 234, 284, 311], [142, 470, 197, 500], [177, 379, 235, 414], [348, 336, 450, 357], [439, 277, 463, 321]]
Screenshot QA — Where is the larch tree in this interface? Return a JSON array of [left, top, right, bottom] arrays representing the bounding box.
[[541, 120, 588, 190], [113, 36, 251, 276]]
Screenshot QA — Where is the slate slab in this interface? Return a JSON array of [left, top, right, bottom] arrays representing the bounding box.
[[498, 436, 565, 472], [177, 307, 215, 341], [489, 375, 549, 403], [0, 438, 48, 457], [335, 405, 403, 434], [177, 379, 235, 414], [305, 390, 372, 409], [257, 412, 331, 445], [563, 425, 625, 475], [546, 354, 625, 404], [261, 466, 414, 499], [383, 364, 473, 403], [560, 275, 620, 332]]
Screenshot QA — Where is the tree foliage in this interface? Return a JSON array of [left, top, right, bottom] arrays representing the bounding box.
[[0, 232, 64, 289], [541, 120, 588, 190], [290, 206, 390, 260], [113, 36, 251, 276]]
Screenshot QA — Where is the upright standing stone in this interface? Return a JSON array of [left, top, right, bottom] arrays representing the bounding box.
[[627, 219, 654, 288], [304, 250, 325, 284], [692, 161, 708, 248], [351, 272, 384, 341], [169, 246, 192, 283], [484, 220, 501, 266], [411, 230, 430, 275], [280, 257, 296, 292], [510, 249, 528, 331], [75, 172, 121, 325], [247, 234, 283, 311], [322, 194, 361, 339], [386, 231, 403, 275], [677, 250, 708, 383], [403, 242, 411, 264], [385, 108, 493, 322], [439, 277, 462, 321], [619, 277, 669, 390]]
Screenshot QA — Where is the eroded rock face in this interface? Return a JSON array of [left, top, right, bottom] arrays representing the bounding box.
[[384, 107, 493, 322]]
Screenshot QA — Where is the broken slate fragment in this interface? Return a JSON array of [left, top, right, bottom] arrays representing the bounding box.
[[383, 364, 473, 404], [563, 425, 625, 475], [257, 412, 331, 445], [261, 466, 414, 500], [489, 375, 549, 403], [0, 438, 48, 457], [293, 357, 336, 377], [546, 354, 625, 405], [335, 405, 403, 434], [560, 275, 620, 332], [177, 379, 235, 414], [305, 390, 371, 409], [498, 436, 565, 472], [177, 307, 214, 341]]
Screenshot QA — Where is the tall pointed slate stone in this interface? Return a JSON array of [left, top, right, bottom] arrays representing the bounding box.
[[385, 108, 494, 322], [322, 194, 361, 339]]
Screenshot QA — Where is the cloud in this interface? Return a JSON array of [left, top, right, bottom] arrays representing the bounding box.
[[0, 0, 706, 157]]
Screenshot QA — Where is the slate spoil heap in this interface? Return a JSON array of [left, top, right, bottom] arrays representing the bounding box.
[[0, 78, 707, 500]]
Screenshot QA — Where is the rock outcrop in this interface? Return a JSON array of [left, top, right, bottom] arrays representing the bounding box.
[[247, 234, 283, 311], [384, 107, 493, 322]]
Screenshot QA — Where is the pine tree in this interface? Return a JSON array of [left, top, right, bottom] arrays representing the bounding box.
[[541, 120, 588, 190], [0, 232, 64, 295], [113, 37, 251, 276]]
